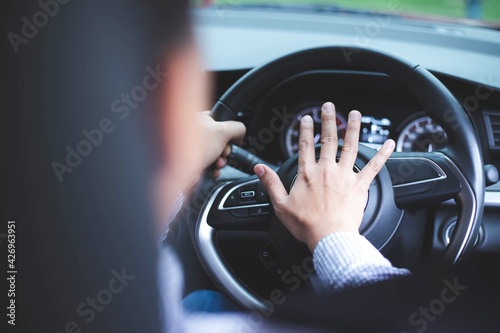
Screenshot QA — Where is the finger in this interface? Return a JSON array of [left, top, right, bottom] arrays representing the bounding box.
[[222, 120, 246, 145], [319, 102, 338, 162], [214, 156, 227, 170], [221, 144, 232, 158], [338, 110, 361, 168], [358, 139, 395, 187], [298, 115, 315, 174], [254, 164, 288, 205], [212, 169, 221, 179]]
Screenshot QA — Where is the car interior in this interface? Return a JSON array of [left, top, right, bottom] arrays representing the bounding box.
[[166, 3, 500, 317], [4, 1, 500, 332]]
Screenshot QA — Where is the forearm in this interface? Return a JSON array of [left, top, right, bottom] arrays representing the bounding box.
[[313, 232, 410, 292]]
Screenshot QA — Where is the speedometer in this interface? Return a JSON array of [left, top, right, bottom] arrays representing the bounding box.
[[282, 105, 346, 158], [396, 116, 447, 152]]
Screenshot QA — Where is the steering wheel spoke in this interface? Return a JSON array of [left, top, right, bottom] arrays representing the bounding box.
[[387, 152, 462, 209], [205, 177, 271, 230], [195, 176, 272, 312]]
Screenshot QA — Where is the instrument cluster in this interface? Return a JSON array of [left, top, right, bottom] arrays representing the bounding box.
[[281, 104, 445, 158]]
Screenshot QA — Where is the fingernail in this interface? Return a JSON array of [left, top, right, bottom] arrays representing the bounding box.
[[302, 115, 312, 123], [385, 139, 395, 150], [349, 111, 361, 120], [254, 165, 266, 177], [322, 102, 334, 112]]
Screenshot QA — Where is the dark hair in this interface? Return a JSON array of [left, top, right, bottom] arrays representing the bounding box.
[[141, 0, 194, 168], [144, 0, 192, 56]]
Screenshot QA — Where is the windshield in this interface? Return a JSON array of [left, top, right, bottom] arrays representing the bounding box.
[[192, 0, 500, 26]]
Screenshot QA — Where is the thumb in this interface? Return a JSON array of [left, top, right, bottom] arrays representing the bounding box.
[[254, 164, 288, 204], [222, 121, 246, 145]]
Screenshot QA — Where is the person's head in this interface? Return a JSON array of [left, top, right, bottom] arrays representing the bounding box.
[[5, 0, 207, 330]]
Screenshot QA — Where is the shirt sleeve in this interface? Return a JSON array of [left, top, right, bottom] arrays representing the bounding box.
[[313, 232, 411, 292], [159, 192, 185, 244]]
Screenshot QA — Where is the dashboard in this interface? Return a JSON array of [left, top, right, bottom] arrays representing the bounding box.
[[210, 67, 500, 257], [196, 8, 500, 259], [195, 7, 500, 168]]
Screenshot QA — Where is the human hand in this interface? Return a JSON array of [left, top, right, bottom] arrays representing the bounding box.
[[197, 111, 246, 179], [254, 102, 395, 252]]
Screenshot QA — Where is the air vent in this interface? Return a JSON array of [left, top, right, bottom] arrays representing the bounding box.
[[484, 112, 500, 150]]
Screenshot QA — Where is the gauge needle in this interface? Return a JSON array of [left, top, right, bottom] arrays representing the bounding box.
[[314, 133, 321, 144]]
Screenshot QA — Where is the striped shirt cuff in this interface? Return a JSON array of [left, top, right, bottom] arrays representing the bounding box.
[[159, 192, 185, 244], [313, 232, 411, 292]]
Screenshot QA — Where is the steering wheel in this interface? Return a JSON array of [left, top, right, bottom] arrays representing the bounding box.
[[194, 45, 485, 311]]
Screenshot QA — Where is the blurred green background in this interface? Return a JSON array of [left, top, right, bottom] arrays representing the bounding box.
[[196, 0, 500, 23]]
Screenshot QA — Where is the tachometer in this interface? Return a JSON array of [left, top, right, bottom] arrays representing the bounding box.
[[396, 116, 447, 152], [282, 105, 346, 158]]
